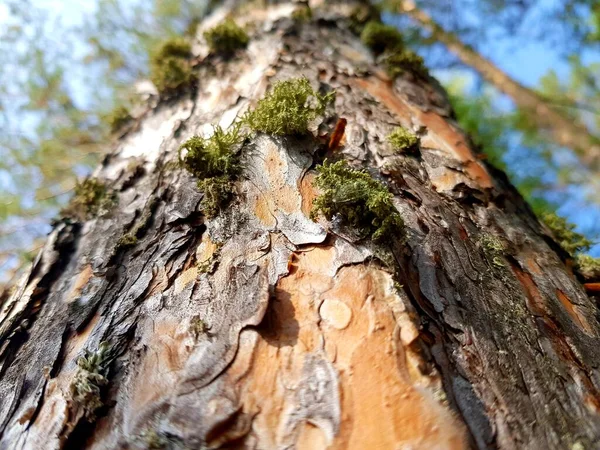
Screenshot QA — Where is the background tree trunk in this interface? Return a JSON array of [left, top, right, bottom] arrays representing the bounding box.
[[1, 1, 600, 449], [393, 0, 600, 172]]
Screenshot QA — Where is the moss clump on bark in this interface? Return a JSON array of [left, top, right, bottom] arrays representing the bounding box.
[[541, 212, 591, 255], [180, 124, 244, 217], [150, 37, 196, 97], [311, 159, 404, 241], [197, 175, 236, 218], [180, 124, 243, 178], [479, 234, 506, 268], [244, 77, 334, 135], [70, 342, 110, 421], [105, 105, 132, 134], [115, 233, 138, 250], [139, 429, 169, 449], [360, 21, 428, 79], [349, 4, 380, 35], [387, 127, 419, 153], [575, 254, 600, 281], [204, 19, 249, 55], [189, 315, 207, 339], [61, 178, 115, 222], [360, 21, 403, 55], [384, 50, 429, 79], [292, 4, 312, 22]]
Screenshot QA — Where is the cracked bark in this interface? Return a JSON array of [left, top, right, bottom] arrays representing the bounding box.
[[1, 1, 600, 449]]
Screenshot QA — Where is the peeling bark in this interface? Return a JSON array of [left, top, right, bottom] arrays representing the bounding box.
[[1, 2, 600, 449]]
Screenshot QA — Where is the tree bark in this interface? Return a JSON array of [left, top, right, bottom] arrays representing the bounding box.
[[1, 1, 600, 449], [394, 0, 600, 173]]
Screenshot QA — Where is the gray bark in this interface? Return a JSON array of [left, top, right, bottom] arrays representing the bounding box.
[[1, 2, 599, 449]]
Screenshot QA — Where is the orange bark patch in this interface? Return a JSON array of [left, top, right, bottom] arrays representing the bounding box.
[[129, 318, 192, 417], [524, 256, 543, 276], [174, 266, 199, 294], [354, 77, 413, 125], [300, 172, 318, 217], [226, 245, 467, 449], [354, 76, 493, 189], [556, 289, 593, 335], [66, 264, 93, 303], [147, 266, 169, 298], [254, 195, 276, 226], [585, 283, 600, 294], [511, 265, 546, 316], [328, 118, 347, 152], [196, 235, 220, 265]]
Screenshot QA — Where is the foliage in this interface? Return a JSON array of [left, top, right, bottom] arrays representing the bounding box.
[[387, 127, 419, 153], [360, 21, 404, 55], [447, 81, 559, 215], [60, 179, 114, 222], [70, 342, 110, 421], [244, 77, 334, 135], [311, 160, 404, 241], [541, 212, 592, 255], [203, 19, 249, 54], [149, 37, 195, 96], [575, 254, 600, 280], [0, 0, 211, 280]]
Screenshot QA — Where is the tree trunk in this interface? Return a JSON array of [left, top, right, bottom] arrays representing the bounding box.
[[2, 1, 600, 449], [393, 0, 600, 173]]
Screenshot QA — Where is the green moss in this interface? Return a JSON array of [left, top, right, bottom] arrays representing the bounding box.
[[360, 21, 403, 55], [204, 19, 249, 55], [349, 5, 380, 35], [197, 175, 235, 218], [116, 233, 138, 250], [189, 315, 207, 339], [140, 429, 168, 449], [156, 37, 193, 60], [575, 254, 600, 281], [387, 127, 419, 153], [479, 234, 506, 268], [292, 5, 312, 22], [61, 178, 115, 222], [180, 124, 243, 179], [106, 105, 132, 134], [70, 342, 110, 421], [541, 212, 592, 255], [311, 159, 404, 241], [359, 21, 428, 80], [180, 124, 244, 216], [114, 198, 157, 252], [244, 77, 334, 135], [150, 37, 196, 97], [385, 50, 429, 79]]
